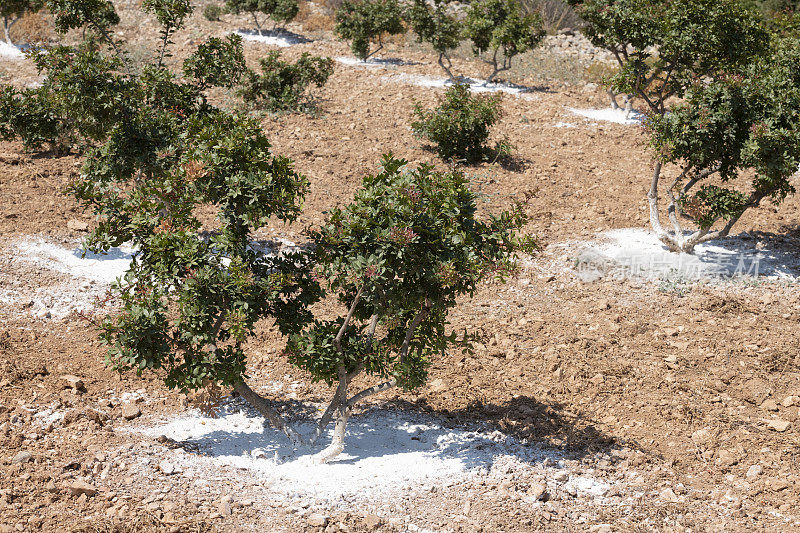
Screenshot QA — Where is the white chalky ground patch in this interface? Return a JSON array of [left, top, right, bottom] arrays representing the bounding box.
[[0, 41, 25, 59], [233, 30, 308, 47], [567, 107, 643, 125], [387, 73, 537, 97], [564, 228, 800, 282], [0, 237, 134, 318], [135, 402, 611, 504], [13, 237, 134, 285], [1, 237, 298, 319]]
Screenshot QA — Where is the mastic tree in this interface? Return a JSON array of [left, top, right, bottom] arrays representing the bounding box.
[[644, 28, 800, 253], [285, 155, 535, 460], [568, 0, 796, 253], [406, 0, 462, 80], [1, 0, 43, 45], [334, 0, 404, 61], [238, 51, 334, 112], [225, 0, 300, 31], [567, 0, 768, 115], [463, 0, 545, 83], [412, 82, 503, 163]]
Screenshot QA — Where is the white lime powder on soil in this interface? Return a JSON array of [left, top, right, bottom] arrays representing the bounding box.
[[134, 401, 612, 505]]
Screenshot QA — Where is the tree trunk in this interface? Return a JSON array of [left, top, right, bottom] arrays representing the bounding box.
[[313, 366, 348, 462], [233, 381, 301, 445], [3, 17, 12, 45]]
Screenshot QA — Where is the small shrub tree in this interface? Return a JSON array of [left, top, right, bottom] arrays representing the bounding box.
[[2, 0, 43, 45], [225, 0, 300, 31], [183, 34, 248, 89], [288, 155, 535, 460], [644, 31, 800, 253], [203, 3, 224, 21], [334, 0, 403, 61], [464, 0, 545, 83], [238, 51, 333, 112], [412, 82, 502, 163], [406, 0, 462, 80]]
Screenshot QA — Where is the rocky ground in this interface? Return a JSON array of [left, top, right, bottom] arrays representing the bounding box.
[[2, 2, 800, 532]]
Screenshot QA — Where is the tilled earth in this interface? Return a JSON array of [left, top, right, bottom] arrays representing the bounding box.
[[2, 2, 800, 532]]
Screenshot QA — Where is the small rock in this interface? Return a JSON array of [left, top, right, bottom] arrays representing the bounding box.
[[553, 471, 569, 483], [121, 403, 141, 420], [664, 354, 678, 365], [67, 219, 89, 232], [218, 497, 232, 517], [769, 478, 790, 492], [528, 482, 547, 501], [589, 525, 612, 533], [746, 464, 763, 478], [691, 428, 713, 445], [66, 481, 97, 497], [428, 378, 446, 393], [782, 396, 797, 407], [11, 451, 32, 464], [363, 514, 382, 530], [307, 513, 329, 528], [767, 419, 791, 432], [760, 399, 779, 412], [660, 487, 680, 503], [61, 375, 85, 391], [159, 460, 176, 475]]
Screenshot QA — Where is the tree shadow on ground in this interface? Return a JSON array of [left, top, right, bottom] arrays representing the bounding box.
[[387, 395, 634, 462]]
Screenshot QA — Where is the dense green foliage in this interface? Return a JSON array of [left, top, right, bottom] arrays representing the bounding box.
[[0, 0, 315, 393], [334, 0, 404, 60], [225, 0, 299, 29], [203, 3, 223, 20], [645, 33, 800, 242], [464, 0, 545, 83], [412, 83, 502, 163], [184, 34, 247, 89], [0, 43, 134, 151], [406, 0, 462, 79], [238, 51, 334, 112], [287, 155, 534, 392], [568, 0, 768, 113]]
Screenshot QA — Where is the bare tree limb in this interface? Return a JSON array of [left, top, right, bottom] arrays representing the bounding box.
[[334, 284, 365, 352]]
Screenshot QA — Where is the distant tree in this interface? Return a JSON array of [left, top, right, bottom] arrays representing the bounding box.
[[406, 0, 462, 80], [225, 0, 299, 31], [238, 51, 334, 112], [412, 82, 503, 163], [464, 0, 545, 83], [334, 0, 404, 61], [1, 0, 43, 45]]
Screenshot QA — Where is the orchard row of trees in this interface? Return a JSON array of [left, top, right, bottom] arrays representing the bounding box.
[[0, 0, 799, 458], [209, 0, 548, 84], [334, 0, 545, 83], [0, 0, 535, 460]]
